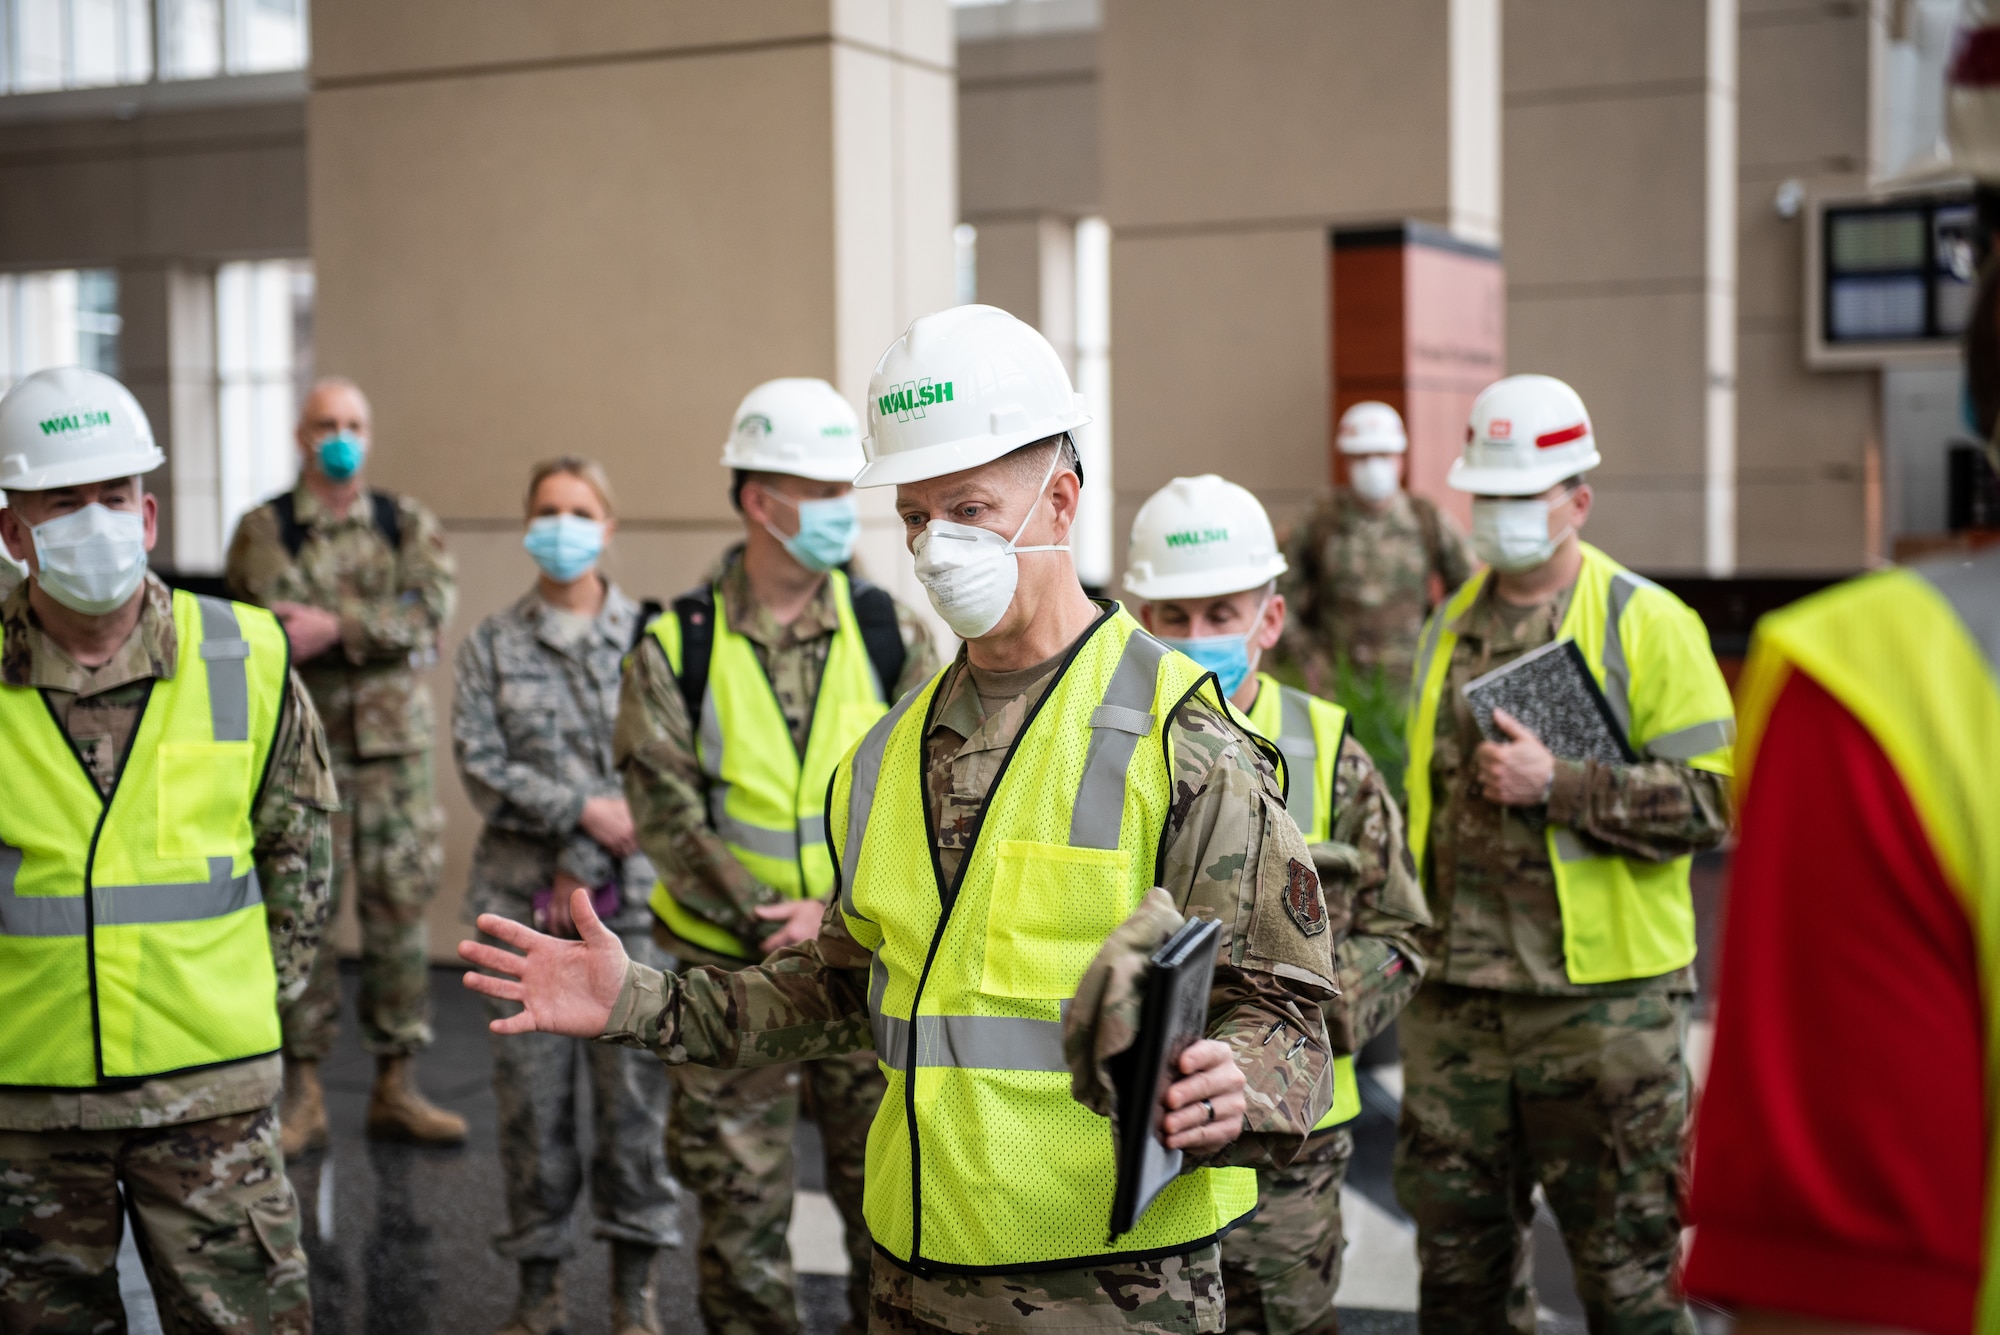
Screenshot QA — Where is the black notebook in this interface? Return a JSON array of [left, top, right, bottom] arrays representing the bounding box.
[[1107, 915, 1223, 1241], [1460, 638, 1636, 767]]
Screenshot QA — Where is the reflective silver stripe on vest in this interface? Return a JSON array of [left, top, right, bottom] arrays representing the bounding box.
[[1643, 718, 1735, 761], [1599, 572, 1653, 741], [840, 686, 927, 923], [874, 1011, 1069, 1074], [1552, 827, 1593, 864], [1069, 632, 1167, 850], [195, 596, 251, 743], [1916, 549, 2000, 674], [1277, 687, 1318, 834], [0, 849, 263, 938], [707, 790, 799, 861]]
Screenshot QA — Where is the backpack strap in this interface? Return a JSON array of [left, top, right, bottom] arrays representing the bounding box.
[[670, 586, 718, 726], [849, 578, 907, 702], [630, 598, 665, 653], [271, 489, 403, 558]]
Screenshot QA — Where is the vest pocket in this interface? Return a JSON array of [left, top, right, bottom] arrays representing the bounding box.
[[980, 840, 1133, 999], [157, 741, 252, 858]]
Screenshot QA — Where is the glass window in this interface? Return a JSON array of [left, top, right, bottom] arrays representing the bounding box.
[[0, 267, 118, 393], [2, 0, 304, 93], [214, 258, 309, 566]]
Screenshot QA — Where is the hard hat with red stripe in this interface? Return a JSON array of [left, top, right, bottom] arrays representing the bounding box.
[[1949, 0, 2000, 182], [1448, 374, 1602, 496]]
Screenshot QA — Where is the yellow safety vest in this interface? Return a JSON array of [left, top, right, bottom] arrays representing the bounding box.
[[1406, 543, 1735, 985], [1732, 550, 2000, 1329], [830, 608, 1260, 1272], [1242, 672, 1361, 1130], [0, 590, 288, 1087], [647, 570, 889, 960]]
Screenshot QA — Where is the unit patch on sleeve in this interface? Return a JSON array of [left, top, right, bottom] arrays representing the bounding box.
[[1284, 857, 1326, 937]]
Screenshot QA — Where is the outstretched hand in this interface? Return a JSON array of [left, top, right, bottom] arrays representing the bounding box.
[[460, 885, 631, 1037]]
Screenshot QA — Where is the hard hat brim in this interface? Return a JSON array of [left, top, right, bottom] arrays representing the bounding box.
[[1446, 450, 1601, 496], [1121, 557, 1288, 603], [1, 445, 166, 493], [716, 446, 864, 482], [853, 411, 1090, 488]]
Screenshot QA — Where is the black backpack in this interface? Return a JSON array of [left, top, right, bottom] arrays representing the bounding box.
[[272, 489, 403, 558]]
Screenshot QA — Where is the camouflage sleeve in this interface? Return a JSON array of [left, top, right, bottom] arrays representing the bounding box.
[[1431, 502, 1479, 595], [451, 622, 588, 837], [253, 671, 339, 1003], [601, 897, 876, 1065], [337, 496, 455, 665], [892, 594, 944, 699], [222, 505, 284, 608], [1160, 694, 1339, 1171], [615, 636, 782, 942], [1276, 497, 1329, 670], [1322, 735, 1429, 1054], [1547, 759, 1734, 862]]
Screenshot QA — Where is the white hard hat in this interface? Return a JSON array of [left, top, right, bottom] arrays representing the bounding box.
[[0, 367, 162, 493], [1336, 401, 1408, 455], [854, 304, 1090, 487], [1122, 474, 1288, 601], [1448, 374, 1602, 496], [719, 377, 865, 482]]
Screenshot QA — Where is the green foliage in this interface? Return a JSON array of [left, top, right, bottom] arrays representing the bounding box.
[[1260, 648, 1410, 809]]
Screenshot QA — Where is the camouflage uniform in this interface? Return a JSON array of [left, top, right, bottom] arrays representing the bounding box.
[[1221, 723, 1430, 1335], [1280, 489, 1476, 689], [604, 610, 1343, 1334], [615, 550, 938, 1335], [0, 574, 337, 1334], [226, 484, 455, 1059], [1394, 582, 1732, 1335], [453, 584, 683, 1263]]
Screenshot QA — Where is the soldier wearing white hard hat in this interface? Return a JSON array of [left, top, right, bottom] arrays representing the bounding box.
[[1279, 400, 1476, 694], [1396, 373, 1735, 1330], [466, 305, 1341, 1335], [0, 366, 335, 1330], [1127, 473, 1430, 1335], [614, 374, 937, 1335]]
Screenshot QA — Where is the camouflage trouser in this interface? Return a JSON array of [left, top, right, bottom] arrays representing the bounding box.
[[1393, 983, 1694, 1335], [866, 1243, 1225, 1334], [1220, 1127, 1353, 1335], [670, 1049, 883, 1335], [0, 1106, 309, 1334], [284, 747, 444, 1059], [483, 927, 683, 1259]]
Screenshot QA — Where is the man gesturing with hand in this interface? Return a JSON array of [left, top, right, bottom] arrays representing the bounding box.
[[465, 307, 1335, 1335]]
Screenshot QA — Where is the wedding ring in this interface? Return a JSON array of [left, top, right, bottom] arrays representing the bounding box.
[[1201, 1098, 1215, 1125]]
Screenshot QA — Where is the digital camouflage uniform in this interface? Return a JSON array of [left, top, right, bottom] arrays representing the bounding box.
[[226, 484, 455, 1059], [453, 584, 683, 1267], [1280, 490, 1476, 689], [1221, 717, 1430, 1335], [0, 574, 337, 1334], [1395, 582, 1731, 1335], [615, 550, 938, 1335], [604, 611, 1343, 1335]]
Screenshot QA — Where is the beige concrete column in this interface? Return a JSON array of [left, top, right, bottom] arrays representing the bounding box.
[[1503, 0, 1738, 575], [1099, 0, 1499, 571], [117, 261, 218, 573], [307, 0, 955, 954]]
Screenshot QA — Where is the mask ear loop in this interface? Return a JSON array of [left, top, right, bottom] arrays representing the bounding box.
[[1005, 441, 1074, 556]]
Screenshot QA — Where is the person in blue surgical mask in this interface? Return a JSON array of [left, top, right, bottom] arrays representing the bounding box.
[[609, 376, 938, 1335], [1126, 473, 1429, 1335], [452, 457, 682, 1335]]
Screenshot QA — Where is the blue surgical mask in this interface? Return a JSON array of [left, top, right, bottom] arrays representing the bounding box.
[[523, 513, 605, 584], [1162, 631, 1256, 698], [763, 490, 859, 574], [315, 432, 367, 482]]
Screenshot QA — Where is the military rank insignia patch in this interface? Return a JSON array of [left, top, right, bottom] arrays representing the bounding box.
[[1284, 857, 1325, 937]]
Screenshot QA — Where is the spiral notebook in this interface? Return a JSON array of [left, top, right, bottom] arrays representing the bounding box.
[[1460, 638, 1635, 767]]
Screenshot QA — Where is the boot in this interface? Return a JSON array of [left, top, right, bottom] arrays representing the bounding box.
[[496, 1259, 565, 1335], [365, 1055, 469, 1145], [279, 1059, 329, 1158], [610, 1242, 662, 1335]]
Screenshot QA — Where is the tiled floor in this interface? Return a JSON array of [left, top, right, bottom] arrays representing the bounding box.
[[107, 950, 1736, 1333]]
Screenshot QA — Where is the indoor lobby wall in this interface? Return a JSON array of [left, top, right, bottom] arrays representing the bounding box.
[[307, 0, 955, 957], [1099, 0, 1499, 584]]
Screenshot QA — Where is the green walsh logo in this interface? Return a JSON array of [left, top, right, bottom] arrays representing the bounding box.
[[736, 413, 774, 438], [877, 379, 953, 423], [38, 409, 114, 437], [1164, 528, 1229, 548]]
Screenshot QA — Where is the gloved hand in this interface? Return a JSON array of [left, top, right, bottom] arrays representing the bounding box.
[[1063, 886, 1186, 1119]]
